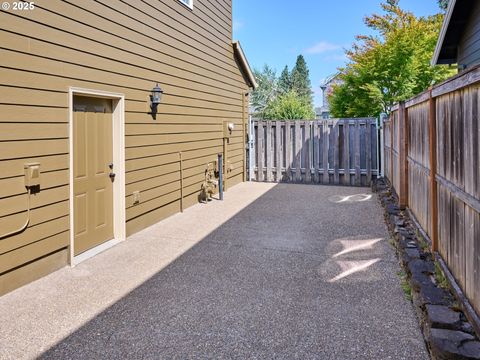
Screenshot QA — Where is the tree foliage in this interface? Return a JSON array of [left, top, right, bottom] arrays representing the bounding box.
[[329, 0, 454, 118], [278, 65, 292, 95], [291, 55, 314, 108], [250, 65, 277, 116], [438, 0, 449, 11], [263, 90, 316, 120], [251, 57, 315, 120]]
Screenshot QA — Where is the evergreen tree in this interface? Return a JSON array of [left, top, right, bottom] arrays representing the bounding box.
[[291, 55, 313, 108], [277, 65, 291, 95], [438, 0, 449, 11]]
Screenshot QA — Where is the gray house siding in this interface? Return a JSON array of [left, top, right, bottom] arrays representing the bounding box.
[[458, 1, 480, 68]]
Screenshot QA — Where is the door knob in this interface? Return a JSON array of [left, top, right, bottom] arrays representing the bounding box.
[[109, 172, 116, 181]]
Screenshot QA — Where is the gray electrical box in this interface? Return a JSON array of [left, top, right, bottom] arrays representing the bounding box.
[[24, 163, 41, 187]]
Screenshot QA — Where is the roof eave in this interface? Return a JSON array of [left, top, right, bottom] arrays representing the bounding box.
[[232, 41, 258, 90], [432, 0, 457, 66]]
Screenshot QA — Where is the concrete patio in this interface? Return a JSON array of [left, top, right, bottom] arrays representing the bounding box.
[[0, 182, 428, 359]]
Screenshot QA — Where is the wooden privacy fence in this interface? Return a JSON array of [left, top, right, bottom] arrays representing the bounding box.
[[251, 118, 378, 186], [384, 65, 480, 322]]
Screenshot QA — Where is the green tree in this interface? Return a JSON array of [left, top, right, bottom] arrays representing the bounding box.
[[278, 65, 292, 95], [329, 0, 454, 118], [438, 0, 449, 11], [250, 65, 277, 117], [291, 55, 314, 107], [263, 90, 315, 120]]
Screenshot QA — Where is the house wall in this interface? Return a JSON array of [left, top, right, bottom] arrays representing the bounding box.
[[458, 0, 480, 69], [0, 0, 249, 295]]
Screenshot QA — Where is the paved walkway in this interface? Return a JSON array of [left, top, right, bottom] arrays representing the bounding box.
[[0, 183, 428, 359]]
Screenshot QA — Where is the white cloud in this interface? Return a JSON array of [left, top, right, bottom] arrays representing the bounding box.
[[305, 41, 342, 54], [324, 53, 348, 62]]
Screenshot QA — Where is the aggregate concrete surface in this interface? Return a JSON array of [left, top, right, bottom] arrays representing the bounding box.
[[0, 183, 429, 359]]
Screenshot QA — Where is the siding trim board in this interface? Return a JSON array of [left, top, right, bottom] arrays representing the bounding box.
[[68, 87, 126, 265]]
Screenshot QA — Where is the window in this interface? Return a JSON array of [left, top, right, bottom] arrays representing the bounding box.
[[178, 0, 193, 9]]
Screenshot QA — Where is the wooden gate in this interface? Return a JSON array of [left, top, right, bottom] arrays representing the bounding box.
[[250, 118, 379, 186]]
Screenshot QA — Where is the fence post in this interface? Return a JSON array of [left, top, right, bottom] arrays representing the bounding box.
[[399, 101, 409, 209], [428, 89, 438, 252]]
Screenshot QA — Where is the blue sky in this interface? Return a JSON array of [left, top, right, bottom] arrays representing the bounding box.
[[233, 0, 442, 108]]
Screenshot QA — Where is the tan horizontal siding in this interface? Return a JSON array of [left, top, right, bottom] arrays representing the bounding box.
[[0, 201, 69, 236], [194, 0, 231, 35], [126, 145, 222, 172], [0, 0, 247, 288], [8, 2, 243, 86], [0, 41, 243, 103], [0, 169, 68, 199], [0, 155, 69, 179], [0, 249, 68, 296], [0, 67, 242, 110], [0, 123, 67, 141], [0, 139, 68, 160], [0, 231, 69, 274], [0, 216, 69, 255], [0, 186, 68, 217], [0, 105, 67, 123]]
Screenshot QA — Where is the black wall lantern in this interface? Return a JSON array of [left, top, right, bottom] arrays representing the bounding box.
[[150, 83, 164, 119]]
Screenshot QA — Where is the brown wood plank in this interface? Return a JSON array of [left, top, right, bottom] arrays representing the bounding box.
[[256, 123, 264, 182], [343, 121, 350, 185], [285, 121, 291, 182], [305, 122, 311, 183], [313, 121, 320, 183], [333, 121, 340, 184], [366, 118, 372, 184], [354, 120, 361, 186], [429, 90, 439, 251], [276, 121, 282, 182], [323, 121, 329, 184], [295, 121, 301, 182], [266, 121, 273, 182], [399, 102, 409, 208]]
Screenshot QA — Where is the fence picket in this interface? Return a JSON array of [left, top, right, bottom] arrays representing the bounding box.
[[252, 118, 377, 186], [305, 122, 311, 183], [333, 121, 340, 184], [295, 121, 302, 182], [355, 120, 361, 186], [266, 121, 272, 182], [323, 121, 330, 184], [343, 120, 350, 185], [256, 122, 264, 181], [314, 121, 320, 183], [285, 121, 291, 181]]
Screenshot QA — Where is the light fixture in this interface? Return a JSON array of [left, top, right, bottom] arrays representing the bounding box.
[[150, 83, 164, 119]]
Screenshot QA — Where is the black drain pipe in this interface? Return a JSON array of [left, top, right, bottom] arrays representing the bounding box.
[[218, 153, 223, 200]]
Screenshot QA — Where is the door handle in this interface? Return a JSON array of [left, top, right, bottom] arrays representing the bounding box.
[[109, 172, 116, 181]]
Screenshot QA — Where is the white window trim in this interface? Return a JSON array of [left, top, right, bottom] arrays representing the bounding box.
[[178, 0, 193, 10]]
